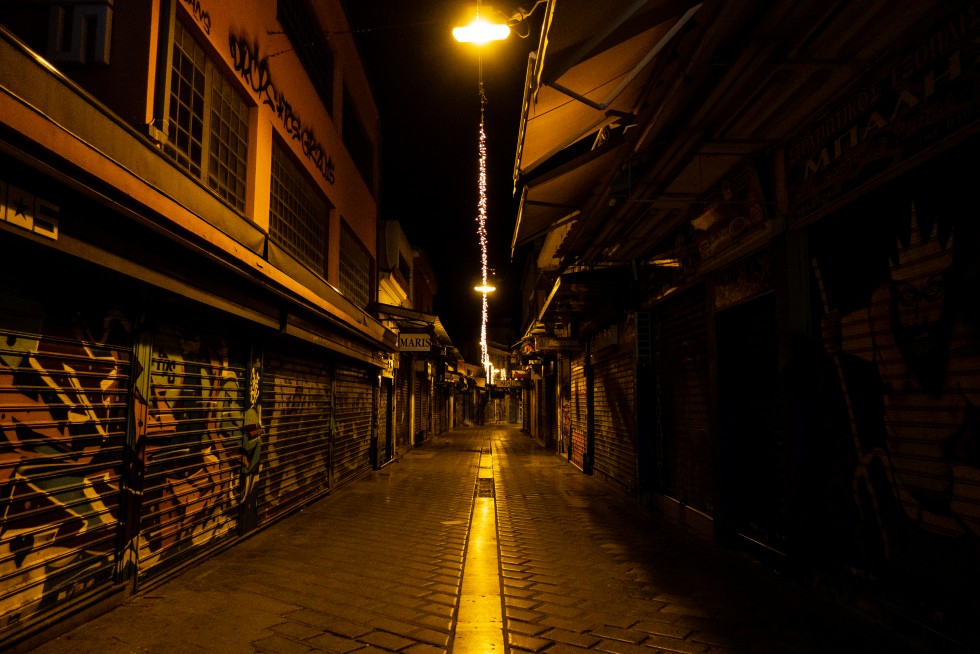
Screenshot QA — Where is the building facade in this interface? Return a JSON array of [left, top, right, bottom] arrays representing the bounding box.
[[512, 0, 980, 648], [0, 1, 397, 649]]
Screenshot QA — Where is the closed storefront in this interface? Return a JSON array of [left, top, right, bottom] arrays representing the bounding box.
[[0, 273, 132, 640], [377, 376, 393, 466], [591, 319, 637, 495], [414, 367, 429, 442], [715, 287, 784, 552], [655, 286, 713, 516], [136, 321, 246, 582], [256, 347, 331, 526], [395, 366, 410, 449], [805, 143, 980, 632], [435, 385, 448, 435], [569, 353, 588, 471], [332, 366, 374, 487]]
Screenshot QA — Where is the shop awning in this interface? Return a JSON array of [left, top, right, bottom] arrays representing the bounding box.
[[514, 0, 702, 181], [372, 302, 455, 353], [511, 139, 629, 257]]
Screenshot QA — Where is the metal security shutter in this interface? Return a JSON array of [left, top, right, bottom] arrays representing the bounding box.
[[257, 353, 330, 526], [378, 377, 393, 466], [0, 297, 131, 638], [656, 286, 713, 515], [438, 386, 449, 434], [592, 349, 637, 495], [332, 366, 373, 487], [137, 325, 245, 582], [395, 369, 410, 449], [570, 353, 588, 470], [414, 373, 429, 442]]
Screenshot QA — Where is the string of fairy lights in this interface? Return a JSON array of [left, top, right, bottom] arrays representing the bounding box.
[[476, 62, 492, 384]]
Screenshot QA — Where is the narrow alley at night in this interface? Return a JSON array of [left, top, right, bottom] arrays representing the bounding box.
[[2, 1, 979, 652], [22, 425, 940, 654]]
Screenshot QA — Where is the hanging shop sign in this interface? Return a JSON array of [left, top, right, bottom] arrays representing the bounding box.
[[398, 332, 432, 352], [689, 164, 768, 271], [534, 336, 579, 352]]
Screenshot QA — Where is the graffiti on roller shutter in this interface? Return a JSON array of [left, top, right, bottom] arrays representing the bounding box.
[[0, 305, 132, 620], [264, 374, 328, 501], [812, 196, 980, 579], [139, 332, 244, 564]]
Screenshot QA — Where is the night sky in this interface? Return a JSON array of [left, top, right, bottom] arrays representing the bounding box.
[[342, 1, 538, 357]]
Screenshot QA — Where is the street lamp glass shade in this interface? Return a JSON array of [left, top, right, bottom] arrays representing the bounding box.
[[453, 17, 510, 44]]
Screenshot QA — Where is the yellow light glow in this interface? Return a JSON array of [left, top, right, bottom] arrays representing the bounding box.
[[474, 284, 496, 293], [453, 17, 510, 44]]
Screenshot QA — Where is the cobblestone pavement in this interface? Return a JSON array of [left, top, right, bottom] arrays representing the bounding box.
[[26, 424, 935, 654], [489, 428, 929, 654]]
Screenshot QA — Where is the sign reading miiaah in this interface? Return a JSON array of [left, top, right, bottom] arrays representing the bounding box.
[[398, 333, 432, 352]]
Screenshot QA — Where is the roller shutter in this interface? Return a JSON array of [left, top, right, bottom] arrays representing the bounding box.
[[136, 325, 245, 582], [414, 373, 429, 442], [592, 348, 637, 495], [570, 353, 588, 470], [435, 386, 448, 434], [332, 366, 373, 487], [656, 286, 713, 515], [0, 294, 131, 637], [378, 377, 393, 466], [395, 368, 410, 450], [257, 352, 331, 525]]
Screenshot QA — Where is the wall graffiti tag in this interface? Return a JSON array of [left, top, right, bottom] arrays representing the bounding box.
[[229, 32, 336, 185], [135, 326, 246, 576], [180, 0, 211, 34]]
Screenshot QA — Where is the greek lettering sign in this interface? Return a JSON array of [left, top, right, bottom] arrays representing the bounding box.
[[398, 333, 432, 352]]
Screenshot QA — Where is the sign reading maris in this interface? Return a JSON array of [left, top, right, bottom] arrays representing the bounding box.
[[398, 333, 432, 352]]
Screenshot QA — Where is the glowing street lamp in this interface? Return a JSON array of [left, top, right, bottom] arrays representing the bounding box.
[[453, 17, 510, 44], [452, 7, 510, 44], [453, 5, 507, 384]]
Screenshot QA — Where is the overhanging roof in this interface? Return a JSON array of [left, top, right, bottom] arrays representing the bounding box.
[[534, 266, 632, 335], [511, 138, 629, 257], [372, 303, 453, 347], [514, 0, 702, 181]]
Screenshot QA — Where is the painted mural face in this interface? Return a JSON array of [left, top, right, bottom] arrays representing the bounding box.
[[818, 201, 980, 551]]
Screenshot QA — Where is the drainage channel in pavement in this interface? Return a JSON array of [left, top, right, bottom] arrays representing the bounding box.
[[452, 444, 505, 653]]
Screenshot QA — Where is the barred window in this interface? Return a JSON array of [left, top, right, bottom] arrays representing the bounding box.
[[339, 221, 371, 309], [270, 140, 329, 276], [165, 19, 249, 211]]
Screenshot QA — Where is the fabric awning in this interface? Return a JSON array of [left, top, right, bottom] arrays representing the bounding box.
[[511, 139, 629, 256], [514, 0, 702, 180]]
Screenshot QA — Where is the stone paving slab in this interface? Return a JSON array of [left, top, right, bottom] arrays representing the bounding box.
[[27, 430, 486, 654], [24, 424, 941, 654], [489, 426, 933, 654]]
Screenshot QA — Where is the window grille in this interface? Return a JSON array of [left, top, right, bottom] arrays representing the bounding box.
[[165, 19, 249, 211], [339, 222, 371, 309], [270, 140, 329, 276]]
